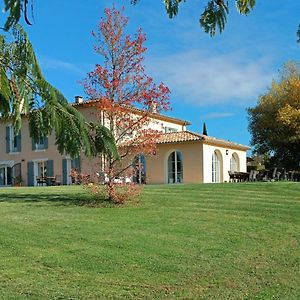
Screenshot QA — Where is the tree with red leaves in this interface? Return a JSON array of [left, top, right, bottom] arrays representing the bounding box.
[[82, 6, 170, 203]]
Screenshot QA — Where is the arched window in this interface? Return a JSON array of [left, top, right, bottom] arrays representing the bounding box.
[[167, 151, 183, 183], [230, 153, 239, 172], [212, 151, 222, 183]]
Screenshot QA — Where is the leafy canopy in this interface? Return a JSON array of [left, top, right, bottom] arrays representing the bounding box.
[[82, 6, 170, 202], [248, 62, 300, 169], [132, 0, 255, 35], [132, 0, 299, 41]]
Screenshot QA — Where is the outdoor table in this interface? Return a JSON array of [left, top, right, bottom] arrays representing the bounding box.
[[235, 172, 250, 182]]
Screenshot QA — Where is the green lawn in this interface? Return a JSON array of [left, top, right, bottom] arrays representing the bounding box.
[[0, 183, 299, 299]]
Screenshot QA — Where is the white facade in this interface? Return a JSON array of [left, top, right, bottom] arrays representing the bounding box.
[[202, 143, 247, 183]]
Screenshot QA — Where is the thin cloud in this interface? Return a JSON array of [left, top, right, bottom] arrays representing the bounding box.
[[147, 50, 274, 106], [38, 56, 84, 76], [204, 112, 235, 119]]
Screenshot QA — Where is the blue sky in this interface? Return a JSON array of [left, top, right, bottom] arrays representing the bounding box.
[[13, 0, 300, 147]]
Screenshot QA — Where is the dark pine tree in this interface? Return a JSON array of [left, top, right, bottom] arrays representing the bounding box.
[[202, 122, 208, 136]]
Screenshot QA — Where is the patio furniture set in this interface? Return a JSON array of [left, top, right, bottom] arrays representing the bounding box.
[[229, 168, 300, 182], [36, 175, 61, 186]]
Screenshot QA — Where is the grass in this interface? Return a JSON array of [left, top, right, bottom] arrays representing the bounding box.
[[0, 182, 299, 299]]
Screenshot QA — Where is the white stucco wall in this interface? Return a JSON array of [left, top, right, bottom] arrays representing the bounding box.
[[147, 118, 185, 133], [202, 143, 247, 183]]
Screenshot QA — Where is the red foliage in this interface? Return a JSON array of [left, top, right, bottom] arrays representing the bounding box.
[[82, 6, 170, 202]]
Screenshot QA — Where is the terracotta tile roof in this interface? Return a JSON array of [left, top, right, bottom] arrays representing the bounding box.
[[157, 131, 204, 143], [158, 131, 250, 150], [71, 98, 190, 126]]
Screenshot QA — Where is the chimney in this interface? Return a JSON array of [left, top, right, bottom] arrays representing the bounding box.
[[74, 96, 83, 104], [149, 101, 158, 114]]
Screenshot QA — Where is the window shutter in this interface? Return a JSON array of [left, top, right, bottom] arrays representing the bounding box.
[[27, 161, 34, 186], [17, 131, 21, 152], [6, 126, 10, 153], [46, 160, 54, 177], [62, 159, 68, 185], [32, 138, 36, 151], [44, 136, 48, 149], [72, 157, 81, 172]]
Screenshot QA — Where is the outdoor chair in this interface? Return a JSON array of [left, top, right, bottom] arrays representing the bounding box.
[[249, 170, 258, 181], [96, 172, 109, 184], [45, 176, 56, 186], [270, 168, 281, 181], [249, 170, 253, 181], [124, 176, 132, 184], [235, 172, 242, 182], [36, 176, 46, 186], [252, 170, 258, 181], [294, 172, 300, 182], [280, 168, 288, 181], [228, 171, 236, 182]]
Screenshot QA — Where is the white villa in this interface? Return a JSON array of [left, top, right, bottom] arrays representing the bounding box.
[[0, 97, 250, 187]]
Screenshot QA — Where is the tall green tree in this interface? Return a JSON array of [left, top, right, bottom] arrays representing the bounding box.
[[202, 122, 208, 135], [248, 62, 300, 169]]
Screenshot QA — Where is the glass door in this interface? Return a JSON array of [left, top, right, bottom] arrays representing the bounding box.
[[0, 166, 12, 186]]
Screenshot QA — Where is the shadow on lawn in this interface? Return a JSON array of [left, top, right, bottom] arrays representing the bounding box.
[[0, 191, 95, 206]]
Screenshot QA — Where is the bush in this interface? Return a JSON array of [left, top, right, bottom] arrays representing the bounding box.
[[84, 182, 141, 204]]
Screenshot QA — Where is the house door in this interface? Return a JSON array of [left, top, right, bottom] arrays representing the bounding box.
[[167, 151, 183, 183], [0, 166, 12, 186]]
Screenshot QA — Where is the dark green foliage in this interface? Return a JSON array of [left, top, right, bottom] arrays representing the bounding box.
[[133, 0, 257, 37], [2, 0, 33, 31], [160, 0, 183, 18], [200, 1, 229, 36], [202, 122, 208, 135], [2, 0, 23, 30], [235, 0, 256, 15], [132, 0, 299, 42]]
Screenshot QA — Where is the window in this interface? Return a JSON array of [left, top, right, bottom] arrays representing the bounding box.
[[37, 161, 47, 177], [167, 151, 183, 183], [212, 151, 222, 183], [164, 127, 178, 133], [6, 126, 21, 153], [230, 153, 239, 172], [12, 133, 18, 152], [32, 136, 48, 151], [36, 136, 46, 150]]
